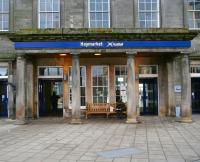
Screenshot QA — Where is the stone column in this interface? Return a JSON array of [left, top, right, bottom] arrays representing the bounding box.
[[26, 60, 33, 119], [7, 61, 15, 119], [126, 54, 138, 123], [167, 60, 175, 116], [16, 56, 27, 124], [71, 54, 82, 124], [181, 54, 192, 122]]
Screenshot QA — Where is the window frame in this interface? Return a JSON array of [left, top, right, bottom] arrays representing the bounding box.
[[138, 0, 160, 28], [114, 65, 127, 103], [91, 65, 109, 103], [0, 0, 9, 31], [88, 0, 111, 28], [68, 66, 87, 109], [38, 66, 64, 79], [38, 0, 61, 29], [187, 0, 200, 30]]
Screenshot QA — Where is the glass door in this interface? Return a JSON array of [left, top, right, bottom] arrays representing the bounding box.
[[38, 80, 63, 117], [0, 81, 8, 117], [139, 78, 158, 115], [191, 78, 200, 113]]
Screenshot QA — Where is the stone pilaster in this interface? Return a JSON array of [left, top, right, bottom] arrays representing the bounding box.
[[71, 54, 82, 124], [7, 61, 15, 119], [181, 54, 192, 122], [126, 53, 138, 123], [16, 55, 27, 124]]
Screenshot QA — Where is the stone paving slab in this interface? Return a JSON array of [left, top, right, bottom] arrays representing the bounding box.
[[0, 115, 200, 162]]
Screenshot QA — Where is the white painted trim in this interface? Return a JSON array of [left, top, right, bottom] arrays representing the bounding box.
[[191, 74, 200, 78], [139, 74, 158, 78], [0, 76, 8, 79]]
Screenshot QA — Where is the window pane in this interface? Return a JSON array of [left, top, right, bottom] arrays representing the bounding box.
[[90, 2, 95, 11], [103, 3, 108, 11], [139, 2, 145, 11], [3, 0, 9, 12], [0, 67, 8, 76]]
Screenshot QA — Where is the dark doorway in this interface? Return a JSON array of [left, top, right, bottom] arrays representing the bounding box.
[[139, 78, 158, 115], [0, 81, 8, 117], [191, 78, 200, 113], [38, 79, 63, 117]]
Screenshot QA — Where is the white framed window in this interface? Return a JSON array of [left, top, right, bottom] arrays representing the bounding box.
[[138, 0, 160, 28], [38, 0, 60, 28], [115, 66, 127, 103], [88, 0, 110, 28], [92, 66, 109, 103], [139, 65, 158, 78], [0, 0, 9, 31], [187, 0, 200, 29], [38, 66, 63, 79], [191, 65, 200, 77], [68, 66, 86, 108], [0, 66, 8, 79]]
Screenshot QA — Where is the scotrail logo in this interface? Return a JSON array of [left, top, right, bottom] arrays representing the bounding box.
[[106, 42, 124, 48]]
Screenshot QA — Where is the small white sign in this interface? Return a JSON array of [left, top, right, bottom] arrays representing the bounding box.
[[118, 77, 124, 82], [174, 85, 181, 93]]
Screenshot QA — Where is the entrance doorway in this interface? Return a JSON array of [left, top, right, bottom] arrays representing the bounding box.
[[191, 78, 200, 113], [38, 80, 63, 117], [0, 80, 8, 117], [139, 78, 158, 115]]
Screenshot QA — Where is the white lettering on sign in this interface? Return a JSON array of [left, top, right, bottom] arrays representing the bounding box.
[[107, 42, 124, 47], [80, 42, 103, 47]]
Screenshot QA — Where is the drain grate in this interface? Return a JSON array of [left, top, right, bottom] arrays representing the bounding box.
[[97, 147, 144, 158]]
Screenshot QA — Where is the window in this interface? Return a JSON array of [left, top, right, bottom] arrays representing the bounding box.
[[187, 0, 200, 29], [139, 65, 157, 74], [89, 0, 110, 28], [138, 0, 160, 28], [115, 66, 127, 103], [69, 67, 86, 108], [38, 67, 63, 78], [0, 0, 9, 31], [191, 66, 200, 73], [92, 66, 109, 103], [38, 0, 60, 28]]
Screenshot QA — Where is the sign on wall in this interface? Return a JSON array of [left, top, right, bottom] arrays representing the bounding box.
[[174, 85, 182, 93], [14, 41, 191, 49]]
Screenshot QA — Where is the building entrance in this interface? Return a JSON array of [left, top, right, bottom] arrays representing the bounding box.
[[38, 80, 63, 117], [139, 78, 158, 115], [0, 80, 8, 117], [191, 78, 200, 113]]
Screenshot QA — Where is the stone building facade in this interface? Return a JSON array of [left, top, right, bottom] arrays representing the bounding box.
[[0, 0, 199, 123]]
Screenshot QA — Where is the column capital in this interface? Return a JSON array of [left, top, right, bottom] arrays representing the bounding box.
[[126, 51, 137, 56]]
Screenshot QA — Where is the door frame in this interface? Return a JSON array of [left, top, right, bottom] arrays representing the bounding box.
[[38, 79, 64, 117], [37, 66, 64, 118], [191, 77, 200, 113], [0, 80, 8, 117], [139, 77, 159, 115]]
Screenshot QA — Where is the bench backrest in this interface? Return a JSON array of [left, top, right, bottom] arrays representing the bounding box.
[[86, 103, 110, 112]]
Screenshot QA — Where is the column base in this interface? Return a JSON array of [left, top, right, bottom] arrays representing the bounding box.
[[176, 117, 192, 123], [180, 117, 192, 123], [126, 118, 138, 124], [15, 119, 28, 125], [70, 118, 83, 124]]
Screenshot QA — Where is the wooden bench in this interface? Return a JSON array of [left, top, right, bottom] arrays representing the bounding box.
[[86, 103, 126, 119]]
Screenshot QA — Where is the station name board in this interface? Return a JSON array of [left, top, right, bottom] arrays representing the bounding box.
[[15, 41, 191, 49]]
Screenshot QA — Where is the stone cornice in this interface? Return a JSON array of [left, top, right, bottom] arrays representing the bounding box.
[[1, 28, 197, 42]]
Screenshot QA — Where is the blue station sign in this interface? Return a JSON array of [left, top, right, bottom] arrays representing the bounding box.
[[15, 41, 191, 49]]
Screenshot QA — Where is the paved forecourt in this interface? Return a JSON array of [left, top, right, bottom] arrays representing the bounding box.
[[0, 116, 200, 162]]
